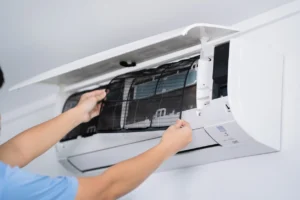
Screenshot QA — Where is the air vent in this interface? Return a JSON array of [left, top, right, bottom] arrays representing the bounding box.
[[212, 42, 230, 99]]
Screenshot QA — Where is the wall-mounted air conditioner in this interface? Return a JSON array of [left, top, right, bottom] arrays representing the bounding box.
[[10, 24, 284, 175]]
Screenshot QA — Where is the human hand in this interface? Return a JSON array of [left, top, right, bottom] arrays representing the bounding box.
[[75, 90, 107, 123], [160, 120, 192, 156]]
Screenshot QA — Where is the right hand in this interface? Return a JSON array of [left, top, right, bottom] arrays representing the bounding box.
[[160, 120, 192, 156], [75, 90, 107, 123]]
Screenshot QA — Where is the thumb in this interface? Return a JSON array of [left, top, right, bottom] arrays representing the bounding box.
[[94, 92, 107, 102], [174, 120, 183, 129]]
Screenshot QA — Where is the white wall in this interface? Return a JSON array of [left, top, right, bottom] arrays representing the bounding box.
[[1, 2, 300, 200]]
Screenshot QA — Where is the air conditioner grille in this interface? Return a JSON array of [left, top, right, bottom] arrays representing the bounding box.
[[61, 56, 199, 142]]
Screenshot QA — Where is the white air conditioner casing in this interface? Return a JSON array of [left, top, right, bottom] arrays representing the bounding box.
[[10, 24, 284, 175]]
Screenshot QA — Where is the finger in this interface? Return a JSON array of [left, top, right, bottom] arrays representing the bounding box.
[[91, 105, 101, 118], [180, 120, 191, 128], [92, 90, 106, 96], [92, 103, 101, 112], [174, 119, 191, 129], [82, 90, 106, 99], [91, 111, 99, 119], [104, 89, 109, 101], [96, 103, 102, 112], [94, 92, 107, 102], [174, 120, 183, 128]]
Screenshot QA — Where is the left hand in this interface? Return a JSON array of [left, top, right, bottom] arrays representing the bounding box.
[[76, 90, 107, 123]]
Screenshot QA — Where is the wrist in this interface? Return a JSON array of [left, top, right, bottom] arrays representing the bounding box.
[[155, 142, 176, 160], [69, 107, 86, 125]]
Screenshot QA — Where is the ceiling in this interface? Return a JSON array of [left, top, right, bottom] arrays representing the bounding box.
[[0, 0, 295, 113]]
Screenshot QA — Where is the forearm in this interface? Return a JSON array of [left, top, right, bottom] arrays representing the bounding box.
[[76, 120, 192, 200], [0, 108, 83, 167], [99, 143, 172, 199]]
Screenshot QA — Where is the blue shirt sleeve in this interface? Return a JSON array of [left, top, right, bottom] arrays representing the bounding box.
[[0, 162, 78, 200]]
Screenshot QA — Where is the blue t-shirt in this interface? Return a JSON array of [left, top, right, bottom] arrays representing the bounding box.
[[0, 161, 78, 200]]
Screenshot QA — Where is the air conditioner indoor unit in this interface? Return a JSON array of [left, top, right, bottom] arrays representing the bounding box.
[[10, 24, 284, 175]]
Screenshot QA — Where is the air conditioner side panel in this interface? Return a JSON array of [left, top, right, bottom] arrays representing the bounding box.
[[228, 38, 283, 150]]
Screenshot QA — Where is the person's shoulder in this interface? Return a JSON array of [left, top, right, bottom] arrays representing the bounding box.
[[0, 161, 8, 177], [0, 161, 78, 200], [0, 161, 9, 196]]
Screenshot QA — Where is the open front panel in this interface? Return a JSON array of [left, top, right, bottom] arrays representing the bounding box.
[[9, 24, 238, 91], [98, 56, 199, 131]]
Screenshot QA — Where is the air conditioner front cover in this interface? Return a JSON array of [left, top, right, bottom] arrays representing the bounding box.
[[9, 24, 238, 91]]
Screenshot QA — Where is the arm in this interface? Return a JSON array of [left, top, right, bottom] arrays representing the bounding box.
[[76, 120, 192, 200], [0, 88, 192, 200], [1, 120, 191, 200], [0, 90, 107, 167]]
